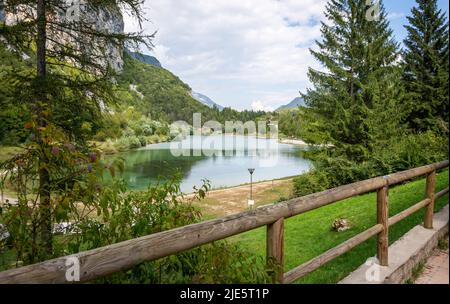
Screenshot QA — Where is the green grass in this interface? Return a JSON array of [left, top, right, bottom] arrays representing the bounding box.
[[233, 170, 449, 284], [405, 262, 426, 284], [0, 146, 23, 163]]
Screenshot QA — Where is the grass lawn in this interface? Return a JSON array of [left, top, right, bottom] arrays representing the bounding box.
[[232, 170, 449, 284], [0, 146, 23, 163]]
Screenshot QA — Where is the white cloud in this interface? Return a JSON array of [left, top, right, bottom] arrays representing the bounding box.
[[123, 0, 328, 110], [387, 12, 405, 20], [251, 101, 274, 112]]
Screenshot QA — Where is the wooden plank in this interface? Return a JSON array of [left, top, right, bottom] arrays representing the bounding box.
[[388, 198, 430, 227], [266, 218, 284, 283], [0, 160, 447, 283], [283, 224, 383, 284], [377, 186, 389, 266], [424, 171, 436, 229], [436, 187, 449, 199]]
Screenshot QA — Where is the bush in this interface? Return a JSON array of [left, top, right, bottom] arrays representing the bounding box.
[[93, 130, 108, 142], [142, 124, 153, 136], [98, 139, 118, 155], [294, 171, 329, 197], [123, 128, 135, 138], [128, 136, 142, 149], [371, 131, 448, 174], [71, 177, 269, 283], [138, 136, 147, 147], [295, 131, 449, 196]]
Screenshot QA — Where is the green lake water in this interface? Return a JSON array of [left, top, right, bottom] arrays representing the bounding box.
[[112, 135, 311, 193]]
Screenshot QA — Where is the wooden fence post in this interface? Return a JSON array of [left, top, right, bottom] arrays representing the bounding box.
[[377, 186, 389, 266], [267, 217, 284, 283], [424, 171, 436, 229]]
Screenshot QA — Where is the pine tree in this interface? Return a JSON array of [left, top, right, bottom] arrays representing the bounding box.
[[403, 0, 449, 133], [304, 0, 403, 162], [0, 0, 152, 257]]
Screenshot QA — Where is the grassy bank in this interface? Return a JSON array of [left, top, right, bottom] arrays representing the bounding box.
[[232, 170, 449, 284]]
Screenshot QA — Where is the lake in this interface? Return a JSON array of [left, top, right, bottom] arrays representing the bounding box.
[[113, 135, 311, 193]]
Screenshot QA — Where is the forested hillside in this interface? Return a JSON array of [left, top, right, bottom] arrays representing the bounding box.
[[0, 46, 266, 151], [118, 53, 220, 124]]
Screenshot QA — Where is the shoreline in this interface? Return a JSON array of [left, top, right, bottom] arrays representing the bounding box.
[[279, 138, 309, 146]]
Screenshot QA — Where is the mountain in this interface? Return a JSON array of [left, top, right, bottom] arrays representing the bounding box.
[[1, 3, 125, 71], [118, 52, 220, 123], [190, 91, 224, 110], [277, 97, 306, 111], [126, 50, 162, 68]]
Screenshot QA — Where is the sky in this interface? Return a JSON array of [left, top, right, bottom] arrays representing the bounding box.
[[124, 0, 449, 111]]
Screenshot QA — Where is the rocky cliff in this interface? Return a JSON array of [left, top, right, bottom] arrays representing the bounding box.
[[0, 0, 124, 71], [0, 1, 5, 23]]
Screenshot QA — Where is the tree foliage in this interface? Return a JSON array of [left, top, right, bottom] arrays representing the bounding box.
[[304, 0, 403, 162], [0, 0, 152, 257], [402, 0, 449, 133]]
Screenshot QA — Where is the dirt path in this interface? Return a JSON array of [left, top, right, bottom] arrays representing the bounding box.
[[415, 248, 449, 284], [190, 178, 295, 218], [0, 194, 18, 205]]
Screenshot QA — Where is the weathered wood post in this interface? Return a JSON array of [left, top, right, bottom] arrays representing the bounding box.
[[267, 217, 284, 283], [377, 185, 389, 266], [424, 171, 436, 229]]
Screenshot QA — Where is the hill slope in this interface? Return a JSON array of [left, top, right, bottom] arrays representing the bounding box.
[[191, 91, 224, 110], [126, 50, 162, 68], [117, 53, 220, 124], [277, 97, 306, 111]]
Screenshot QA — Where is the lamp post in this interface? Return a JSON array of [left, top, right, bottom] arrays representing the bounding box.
[[248, 168, 255, 209]]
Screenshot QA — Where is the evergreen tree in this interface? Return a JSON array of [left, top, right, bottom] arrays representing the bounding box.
[[0, 0, 151, 258], [403, 0, 449, 133], [304, 0, 403, 161]]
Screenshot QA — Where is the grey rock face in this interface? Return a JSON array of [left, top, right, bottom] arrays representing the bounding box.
[[0, 1, 5, 23], [1, 0, 125, 71]]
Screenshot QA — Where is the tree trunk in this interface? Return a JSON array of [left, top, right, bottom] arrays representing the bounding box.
[[36, 0, 52, 256]]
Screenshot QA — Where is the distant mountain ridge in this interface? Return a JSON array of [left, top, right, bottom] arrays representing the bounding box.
[[277, 97, 306, 111], [126, 50, 162, 68], [191, 91, 224, 110], [125, 51, 225, 111]]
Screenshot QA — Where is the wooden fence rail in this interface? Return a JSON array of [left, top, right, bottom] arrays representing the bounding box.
[[0, 160, 448, 284]]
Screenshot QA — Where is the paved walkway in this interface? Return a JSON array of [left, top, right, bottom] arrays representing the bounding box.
[[415, 248, 449, 284]]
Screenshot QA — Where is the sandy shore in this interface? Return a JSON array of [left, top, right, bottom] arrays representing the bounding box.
[[189, 178, 295, 217], [279, 138, 309, 146]]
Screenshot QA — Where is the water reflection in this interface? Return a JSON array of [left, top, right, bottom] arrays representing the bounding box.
[[110, 135, 311, 193]]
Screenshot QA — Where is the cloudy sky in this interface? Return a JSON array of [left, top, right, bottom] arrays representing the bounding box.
[[124, 0, 449, 111]]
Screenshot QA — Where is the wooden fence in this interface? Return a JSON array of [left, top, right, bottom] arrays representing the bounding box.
[[0, 160, 448, 284]]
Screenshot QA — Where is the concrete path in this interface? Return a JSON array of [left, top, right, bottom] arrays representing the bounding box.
[[415, 248, 449, 284]]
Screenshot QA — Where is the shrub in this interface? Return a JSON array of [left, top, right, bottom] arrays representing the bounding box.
[[128, 136, 142, 149], [123, 128, 135, 138], [99, 139, 118, 155], [296, 131, 449, 196], [93, 130, 108, 142], [294, 170, 329, 197], [138, 136, 147, 147], [142, 124, 153, 136], [114, 137, 130, 152]]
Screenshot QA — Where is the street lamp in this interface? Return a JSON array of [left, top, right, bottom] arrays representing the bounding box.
[[248, 168, 255, 209]]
